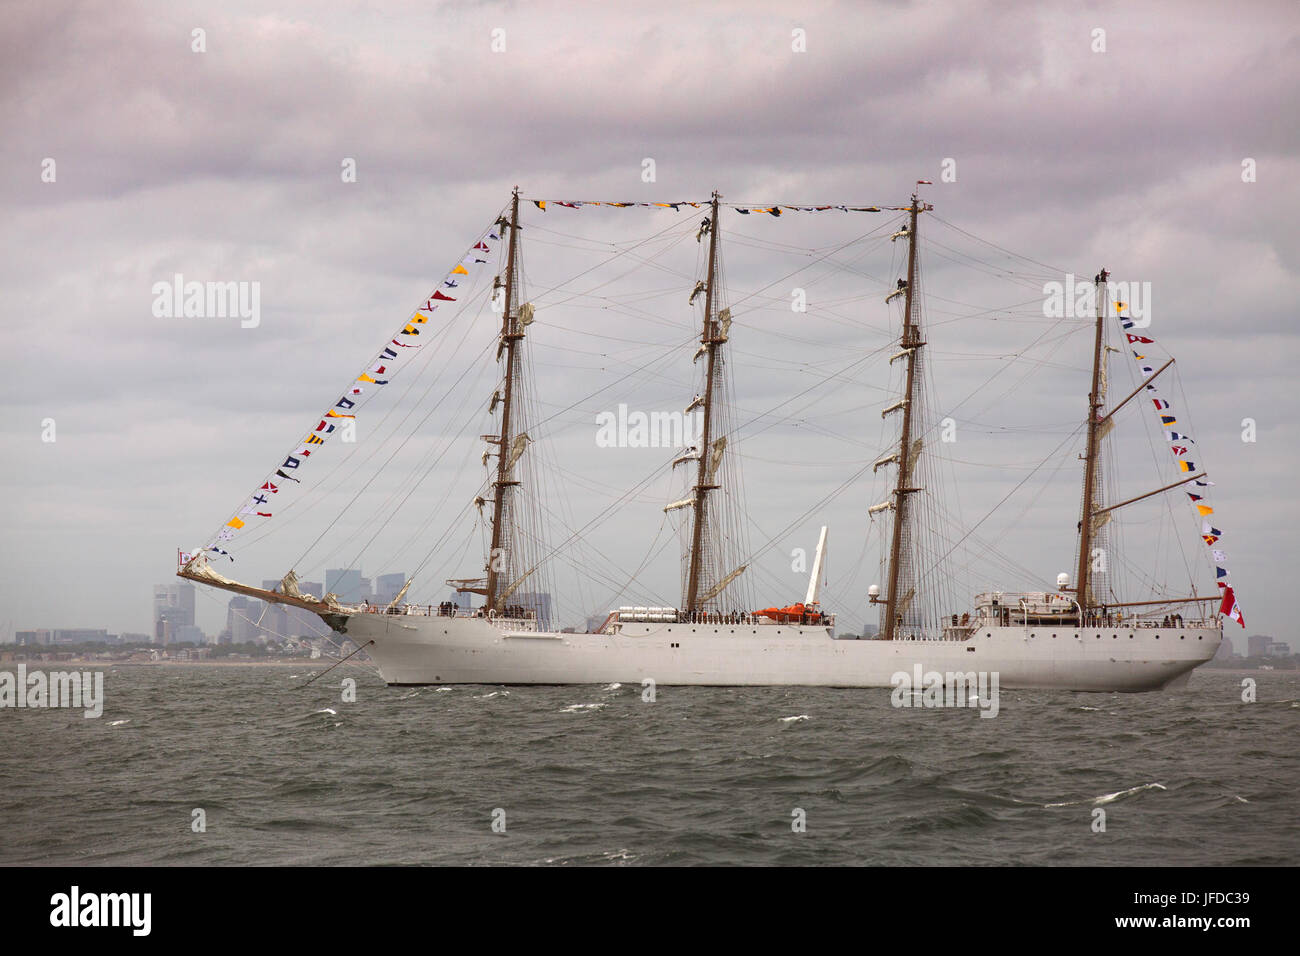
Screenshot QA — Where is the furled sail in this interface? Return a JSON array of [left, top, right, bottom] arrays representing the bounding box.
[[506, 433, 531, 472], [672, 447, 700, 468], [873, 453, 899, 473], [707, 437, 726, 481], [697, 564, 747, 605], [903, 438, 922, 482], [280, 569, 311, 601]]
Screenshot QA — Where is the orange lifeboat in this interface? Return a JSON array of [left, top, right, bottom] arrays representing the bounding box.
[[755, 602, 813, 624]]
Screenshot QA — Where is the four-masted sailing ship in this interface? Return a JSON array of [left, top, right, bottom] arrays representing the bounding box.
[[180, 186, 1232, 691]]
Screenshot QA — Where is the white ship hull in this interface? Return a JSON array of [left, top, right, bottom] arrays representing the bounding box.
[[331, 612, 1221, 692]]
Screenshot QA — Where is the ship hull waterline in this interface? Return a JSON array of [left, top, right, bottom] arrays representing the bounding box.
[[326, 613, 1222, 693]]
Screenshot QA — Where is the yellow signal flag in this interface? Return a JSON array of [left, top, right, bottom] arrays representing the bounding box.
[[357, 374, 377, 384], [1196, 504, 1214, 516], [326, 409, 356, 419], [226, 516, 246, 529], [1114, 302, 1128, 312], [451, 264, 469, 275]]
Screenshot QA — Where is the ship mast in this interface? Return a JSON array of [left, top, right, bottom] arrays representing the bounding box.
[[1074, 269, 1110, 615], [485, 188, 523, 614], [684, 192, 722, 614], [879, 195, 925, 641]]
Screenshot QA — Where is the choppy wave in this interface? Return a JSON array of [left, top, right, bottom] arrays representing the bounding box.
[[1044, 782, 1166, 808], [3, 668, 1296, 866]]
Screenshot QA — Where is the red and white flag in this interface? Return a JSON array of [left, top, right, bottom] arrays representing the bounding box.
[[177, 550, 193, 567], [1218, 585, 1245, 628]]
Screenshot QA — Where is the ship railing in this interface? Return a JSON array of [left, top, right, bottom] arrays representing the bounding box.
[[619, 610, 835, 627], [968, 612, 1221, 630], [644, 613, 837, 629], [1131, 617, 1219, 629], [367, 604, 542, 629]]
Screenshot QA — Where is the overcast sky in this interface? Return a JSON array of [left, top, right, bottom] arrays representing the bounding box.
[[2, 0, 1297, 645]]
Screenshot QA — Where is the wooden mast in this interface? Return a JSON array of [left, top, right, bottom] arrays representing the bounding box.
[[485, 188, 522, 613], [684, 192, 722, 614], [1074, 269, 1109, 615], [881, 195, 923, 641]]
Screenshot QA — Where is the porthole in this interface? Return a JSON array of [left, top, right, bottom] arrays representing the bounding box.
[[1112, 634, 1117, 640]]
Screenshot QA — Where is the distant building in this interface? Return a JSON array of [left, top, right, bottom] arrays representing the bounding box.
[[325, 569, 364, 604], [153, 582, 196, 645], [250, 578, 328, 640], [1247, 634, 1273, 657], [257, 580, 293, 642], [284, 581, 325, 640], [375, 572, 408, 607], [514, 592, 553, 629], [173, 624, 206, 645], [226, 595, 263, 644], [50, 628, 110, 645], [1266, 640, 1291, 657], [15, 628, 113, 646]]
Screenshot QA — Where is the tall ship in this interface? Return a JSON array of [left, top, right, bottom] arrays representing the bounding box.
[[180, 186, 1243, 691]]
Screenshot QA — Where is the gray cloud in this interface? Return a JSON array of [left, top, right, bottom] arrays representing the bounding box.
[[1, 0, 1296, 643]]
